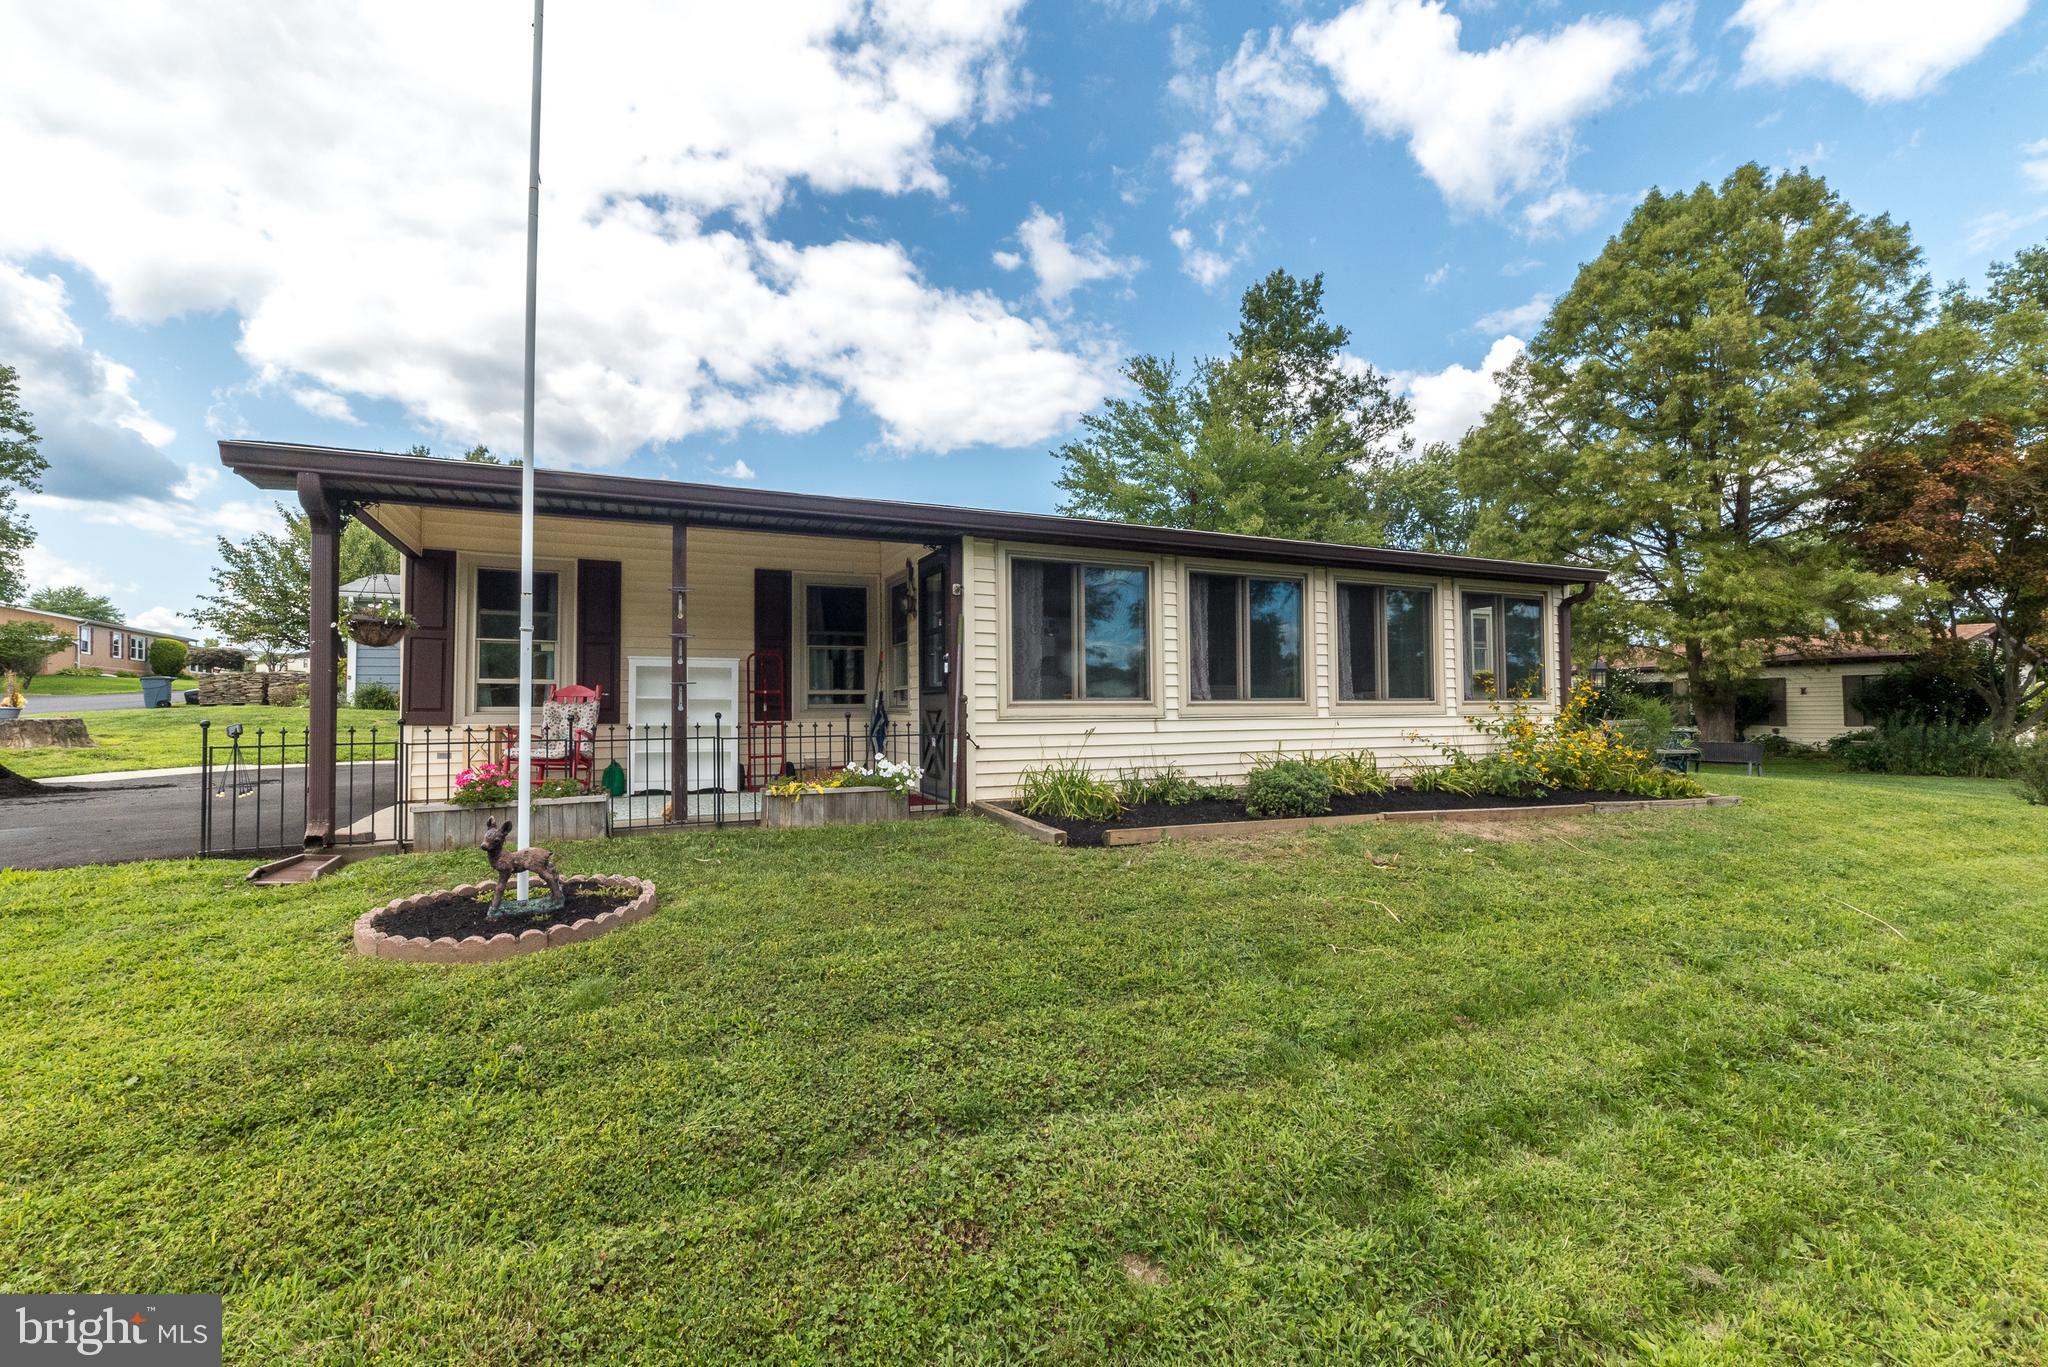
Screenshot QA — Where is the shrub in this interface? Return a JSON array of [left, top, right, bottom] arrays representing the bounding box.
[[1114, 764, 1205, 807], [187, 647, 247, 674], [1243, 759, 1333, 818], [1836, 722, 2021, 778], [353, 681, 399, 711], [146, 637, 188, 677], [0, 621, 71, 682], [1016, 758, 1122, 823], [1312, 750, 1391, 797], [1413, 680, 1708, 799], [2016, 740, 2048, 806], [1406, 760, 1486, 795]]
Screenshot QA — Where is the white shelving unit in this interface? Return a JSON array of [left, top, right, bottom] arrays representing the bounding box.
[[626, 654, 741, 793]]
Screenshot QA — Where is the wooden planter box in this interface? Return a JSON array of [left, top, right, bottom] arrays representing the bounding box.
[[412, 793, 609, 852], [760, 785, 909, 830]]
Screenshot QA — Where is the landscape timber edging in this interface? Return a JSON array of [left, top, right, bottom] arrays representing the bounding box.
[[352, 875, 657, 964], [993, 793, 1744, 849]]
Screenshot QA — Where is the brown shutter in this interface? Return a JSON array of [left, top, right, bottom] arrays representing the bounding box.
[[577, 558, 623, 723], [753, 568, 792, 720], [403, 549, 457, 725]]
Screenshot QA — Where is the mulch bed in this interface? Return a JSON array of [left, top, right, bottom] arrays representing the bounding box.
[[370, 880, 636, 941], [1041, 788, 1656, 847]]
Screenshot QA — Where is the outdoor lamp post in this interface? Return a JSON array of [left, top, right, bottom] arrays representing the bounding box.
[[1589, 656, 1610, 690]]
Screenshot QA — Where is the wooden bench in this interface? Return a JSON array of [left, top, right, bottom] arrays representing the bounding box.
[[1693, 740, 1763, 775]]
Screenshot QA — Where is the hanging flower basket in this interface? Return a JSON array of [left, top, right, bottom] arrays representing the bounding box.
[[346, 616, 409, 647]]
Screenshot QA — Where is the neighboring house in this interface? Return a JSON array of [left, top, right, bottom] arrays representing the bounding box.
[[341, 573, 403, 703], [1621, 624, 2001, 747], [220, 441, 1604, 846], [0, 604, 194, 676]]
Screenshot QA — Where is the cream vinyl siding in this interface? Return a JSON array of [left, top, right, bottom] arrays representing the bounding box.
[[1751, 663, 1882, 747], [960, 537, 1561, 802]]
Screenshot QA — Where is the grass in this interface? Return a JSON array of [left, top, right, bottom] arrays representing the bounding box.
[[2, 767, 2046, 1362], [3, 705, 399, 778], [22, 672, 201, 697]]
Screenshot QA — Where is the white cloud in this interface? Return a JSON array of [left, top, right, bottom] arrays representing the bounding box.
[[18, 546, 136, 602], [1520, 186, 1618, 237], [2023, 138, 2048, 192], [1422, 263, 1450, 290], [289, 387, 361, 425], [1392, 335, 1526, 449], [1964, 206, 2048, 255], [1730, 0, 2026, 101], [1474, 293, 1554, 335], [128, 605, 197, 636], [0, 2, 1115, 462], [1169, 227, 1242, 290], [712, 458, 758, 481], [993, 207, 1141, 308], [1300, 0, 1647, 214]]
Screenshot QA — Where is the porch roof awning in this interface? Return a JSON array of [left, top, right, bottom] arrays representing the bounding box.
[[219, 440, 1606, 585]]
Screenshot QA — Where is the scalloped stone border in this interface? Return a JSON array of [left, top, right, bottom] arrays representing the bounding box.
[[352, 875, 657, 964]]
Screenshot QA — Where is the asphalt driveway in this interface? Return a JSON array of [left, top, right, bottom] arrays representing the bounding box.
[[21, 692, 184, 715], [0, 766, 399, 870]]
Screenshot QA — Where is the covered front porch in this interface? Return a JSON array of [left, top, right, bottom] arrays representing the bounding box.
[[241, 445, 969, 849]]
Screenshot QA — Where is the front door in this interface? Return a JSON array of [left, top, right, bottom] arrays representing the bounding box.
[[917, 550, 951, 800]]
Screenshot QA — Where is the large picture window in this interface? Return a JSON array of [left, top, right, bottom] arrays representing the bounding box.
[[1336, 583, 1435, 701], [1462, 592, 1545, 700], [805, 584, 869, 708], [475, 567, 559, 709], [1010, 558, 1150, 701], [1189, 572, 1303, 701]]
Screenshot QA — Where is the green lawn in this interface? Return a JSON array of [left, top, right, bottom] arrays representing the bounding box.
[[2, 768, 2045, 1363], [3, 705, 399, 777], [23, 672, 200, 697]]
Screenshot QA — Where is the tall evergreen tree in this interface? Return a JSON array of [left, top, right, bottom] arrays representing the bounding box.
[[1457, 165, 1930, 738], [1055, 269, 1412, 543]]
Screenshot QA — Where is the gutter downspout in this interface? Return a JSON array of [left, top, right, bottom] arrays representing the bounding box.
[[1558, 581, 1597, 702]]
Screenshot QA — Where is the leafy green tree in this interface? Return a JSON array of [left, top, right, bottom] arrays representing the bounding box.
[[1370, 443, 1474, 554], [0, 365, 50, 605], [190, 506, 398, 666], [1054, 269, 1412, 543], [26, 585, 120, 622], [1457, 165, 1930, 738], [0, 620, 70, 683], [1833, 246, 2048, 739]]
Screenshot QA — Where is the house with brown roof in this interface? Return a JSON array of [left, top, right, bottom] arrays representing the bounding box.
[[219, 441, 1606, 848], [1618, 624, 2001, 747], [0, 604, 193, 676]]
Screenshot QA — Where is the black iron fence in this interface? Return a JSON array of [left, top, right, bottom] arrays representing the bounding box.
[[410, 713, 955, 832], [197, 720, 405, 857]]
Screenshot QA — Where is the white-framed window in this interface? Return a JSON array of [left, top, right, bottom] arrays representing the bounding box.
[[887, 577, 911, 709], [1187, 571, 1303, 701], [803, 582, 869, 708], [473, 566, 560, 709], [1335, 582, 1436, 702], [130, 635, 149, 661], [1009, 558, 1151, 702], [1463, 591, 1545, 700], [77, 624, 92, 654], [109, 631, 123, 660]]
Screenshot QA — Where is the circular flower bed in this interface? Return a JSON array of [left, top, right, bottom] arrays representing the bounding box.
[[353, 875, 656, 964]]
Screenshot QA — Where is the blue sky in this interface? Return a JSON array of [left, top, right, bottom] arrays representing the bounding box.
[[1, 0, 2044, 638]]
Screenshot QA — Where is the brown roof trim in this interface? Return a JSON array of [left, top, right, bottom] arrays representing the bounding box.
[[218, 440, 1606, 585]]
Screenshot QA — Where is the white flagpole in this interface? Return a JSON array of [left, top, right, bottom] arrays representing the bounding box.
[[514, 0, 544, 901]]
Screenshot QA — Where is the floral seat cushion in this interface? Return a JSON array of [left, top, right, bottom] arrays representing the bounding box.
[[513, 696, 597, 759]]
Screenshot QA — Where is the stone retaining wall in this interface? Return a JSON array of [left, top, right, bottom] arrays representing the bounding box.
[[196, 672, 308, 706]]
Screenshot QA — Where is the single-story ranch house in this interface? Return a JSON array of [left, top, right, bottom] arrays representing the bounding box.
[[1621, 624, 2001, 748], [219, 441, 1605, 847], [0, 603, 193, 676]]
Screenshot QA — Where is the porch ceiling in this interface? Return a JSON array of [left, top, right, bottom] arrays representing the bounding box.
[[219, 439, 1607, 584]]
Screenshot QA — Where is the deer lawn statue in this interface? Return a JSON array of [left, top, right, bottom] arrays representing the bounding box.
[[479, 818, 566, 917]]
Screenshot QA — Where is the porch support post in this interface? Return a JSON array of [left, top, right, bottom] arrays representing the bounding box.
[[670, 520, 689, 810], [945, 536, 965, 807], [298, 472, 340, 847]]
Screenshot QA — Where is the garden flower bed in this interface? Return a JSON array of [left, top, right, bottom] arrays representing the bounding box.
[[999, 788, 1737, 847]]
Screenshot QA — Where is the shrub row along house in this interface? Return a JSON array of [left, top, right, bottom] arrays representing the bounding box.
[[0, 604, 193, 676], [218, 442, 1604, 846]]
